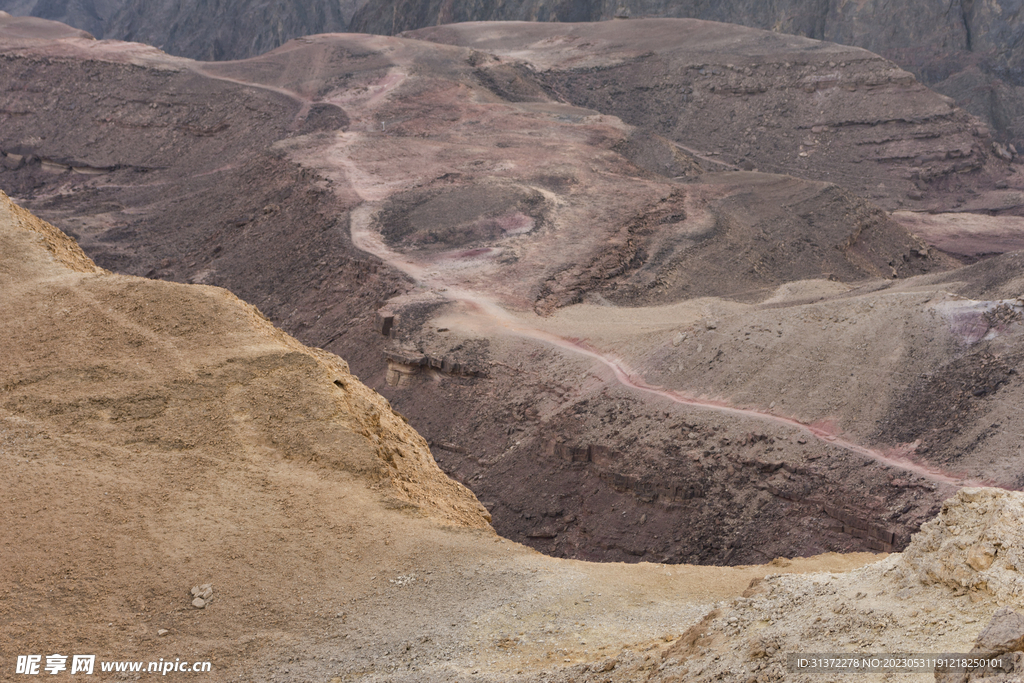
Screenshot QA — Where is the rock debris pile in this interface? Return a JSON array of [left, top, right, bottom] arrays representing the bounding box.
[[191, 583, 214, 609], [588, 488, 1024, 683]]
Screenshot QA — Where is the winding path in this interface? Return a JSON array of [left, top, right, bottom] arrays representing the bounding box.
[[348, 199, 979, 489]]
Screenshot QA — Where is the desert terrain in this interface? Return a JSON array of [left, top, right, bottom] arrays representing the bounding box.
[[2, 10, 1024, 682], [4, 177, 1024, 683], [2, 14, 1023, 564]]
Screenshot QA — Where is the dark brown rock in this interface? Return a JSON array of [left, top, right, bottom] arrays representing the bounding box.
[[935, 608, 1024, 682], [977, 608, 1024, 655]]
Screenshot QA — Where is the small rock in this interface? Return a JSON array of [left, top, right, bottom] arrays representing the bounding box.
[[993, 141, 1014, 161], [967, 544, 997, 571], [192, 598, 206, 609], [157, 629, 169, 637]]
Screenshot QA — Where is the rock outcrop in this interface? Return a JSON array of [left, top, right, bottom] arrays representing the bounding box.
[[902, 488, 1024, 605]]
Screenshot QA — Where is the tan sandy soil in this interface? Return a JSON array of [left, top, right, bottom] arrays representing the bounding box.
[[618, 487, 1024, 683]]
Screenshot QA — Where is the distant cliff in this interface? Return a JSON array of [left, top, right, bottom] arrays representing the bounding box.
[[3, 0, 1023, 145], [0, 0, 358, 60]]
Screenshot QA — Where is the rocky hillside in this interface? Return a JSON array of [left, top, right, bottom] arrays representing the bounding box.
[[0, 1, 358, 60], [596, 487, 1024, 683], [411, 19, 1012, 211], [4, 14, 1024, 567], [6, 184, 1024, 683], [6, 14, 1021, 566], [0, 185, 882, 682], [373, 0, 1024, 150], [3, 0, 1024, 146]]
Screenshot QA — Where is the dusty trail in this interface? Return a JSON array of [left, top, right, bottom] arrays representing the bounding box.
[[192, 66, 317, 127], [347, 200, 984, 490], [194, 38, 407, 132]]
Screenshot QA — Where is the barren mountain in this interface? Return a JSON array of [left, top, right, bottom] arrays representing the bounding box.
[[363, 1, 1024, 149], [6, 189, 1024, 683], [4, 0, 1024, 149], [410, 19, 1017, 211], [2, 15, 1023, 569]]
